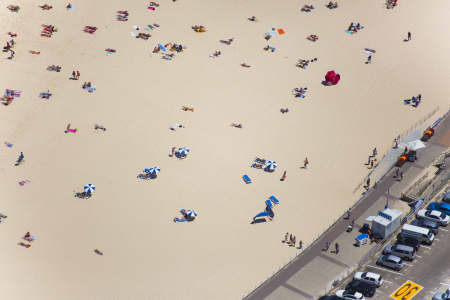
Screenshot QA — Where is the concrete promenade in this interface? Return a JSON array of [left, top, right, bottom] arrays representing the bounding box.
[[244, 111, 450, 300]]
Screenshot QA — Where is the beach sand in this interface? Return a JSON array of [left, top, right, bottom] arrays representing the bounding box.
[[1, 0, 450, 299]]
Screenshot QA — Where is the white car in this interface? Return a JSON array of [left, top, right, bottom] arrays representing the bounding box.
[[417, 209, 450, 226], [353, 271, 383, 287], [335, 290, 365, 300]]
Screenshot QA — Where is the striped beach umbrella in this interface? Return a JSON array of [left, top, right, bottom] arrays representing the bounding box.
[[186, 209, 197, 218], [84, 184, 96, 193], [149, 166, 161, 175], [178, 147, 190, 156], [266, 160, 277, 170]]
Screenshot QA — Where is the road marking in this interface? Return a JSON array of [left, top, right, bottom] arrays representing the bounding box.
[[391, 280, 424, 300], [384, 280, 394, 284], [435, 238, 440, 241], [440, 282, 450, 285], [415, 255, 423, 258], [421, 245, 432, 249], [440, 228, 449, 232], [366, 265, 404, 275], [403, 263, 413, 267]]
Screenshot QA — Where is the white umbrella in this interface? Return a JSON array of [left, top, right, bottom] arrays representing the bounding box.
[[266, 160, 277, 170], [178, 147, 190, 156], [84, 184, 96, 193], [186, 209, 197, 218], [400, 140, 425, 151], [149, 167, 160, 176]]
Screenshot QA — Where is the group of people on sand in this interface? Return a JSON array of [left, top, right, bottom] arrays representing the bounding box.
[[7, 5, 20, 12], [296, 58, 317, 69], [404, 94, 422, 107], [39, 4, 52, 10], [2, 38, 15, 59], [307, 34, 319, 42], [301, 4, 315, 12], [326, 1, 338, 9], [283, 233, 302, 249], [82, 82, 96, 93], [18, 232, 36, 248], [41, 24, 57, 38], [117, 10, 128, 21], [192, 25, 206, 33], [293, 87, 308, 98], [386, 0, 398, 9], [347, 22, 363, 33]]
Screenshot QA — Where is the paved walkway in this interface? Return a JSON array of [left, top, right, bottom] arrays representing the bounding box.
[[244, 111, 450, 300]]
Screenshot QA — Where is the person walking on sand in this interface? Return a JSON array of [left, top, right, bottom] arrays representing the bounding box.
[[323, 241, 330, 251], [72, 71, 76, 79], [370, 159, 374, 169], [76, 70, 80, 79], [170, 146, 176, 157], [303, 157, 309, 169], [366, 55, 372, 64], [284, 232, 289, 243], [407, 31, 411, 41], [298, 240, 303, 250], [281, 170, 287, 181]]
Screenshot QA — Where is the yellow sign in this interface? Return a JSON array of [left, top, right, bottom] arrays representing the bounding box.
[[391, 280, 423, 300]]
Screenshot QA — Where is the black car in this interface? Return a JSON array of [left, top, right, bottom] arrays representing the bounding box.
[[396, 235, 420, 251], [345, 280, 376, 297], [411, 218, 439, 235]]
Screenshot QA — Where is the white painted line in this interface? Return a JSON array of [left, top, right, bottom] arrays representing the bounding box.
[[421, 245, 432, 249], [383, 279, 394, 284], [403, 263, 414, 267], [440, 228, 449, 232], [440, 283, 450, 286], [366, 265, 404, 275], [415, 255, 423, 258], [435, 238, 440, 241]]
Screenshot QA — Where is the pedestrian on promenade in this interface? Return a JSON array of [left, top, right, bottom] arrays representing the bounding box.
[[395, 168, 400, 178], [289, 234, 293, 245], [407, 31, 411, 41], [284, 232, 289, 243], [345, 208, 352, 219], [323, 241, 330, 251], [303, 157, 309, 169], [399, 170, 403, 181], [298, 240, 303, 249], [367, 156, 371, 165], [366, 178, 370, 188], [335, 242, 339, 254]]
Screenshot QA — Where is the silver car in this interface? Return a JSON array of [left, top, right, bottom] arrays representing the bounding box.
[[433, 287, 450, 300], [376, 255, 404, 271], [417, 209, 450, 226], [353, 271, 383, 287], [335, 290, 365, 300]]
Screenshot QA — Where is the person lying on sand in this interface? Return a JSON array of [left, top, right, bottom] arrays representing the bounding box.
[[241, 63, 251, 68], [182, 106, 194, 112], [94, 249, 104, 255], [220, 38, 234, 45], [7, 32, 17, 37], [301, 4, 314, 12], [192, 25, 206, 33], [7, 5, 20, 12], [64, 124, 77, 134], [169, 146, 176, 157], [209, 50, 221, 58], [95, 124, 106, 131], [136, 33, 151, 40], [280, 108, 289, 113], [231, 123, 242, 128], [29, 50, 40, 54], [326, 1, 338, 9], [39, 4, 53, 10], [255, 157, 266, 164], [307, 34, 319, 42], [170, 124, 184, 131]]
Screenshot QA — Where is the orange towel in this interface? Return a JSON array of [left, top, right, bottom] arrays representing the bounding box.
[[277, 29, 285, 35]]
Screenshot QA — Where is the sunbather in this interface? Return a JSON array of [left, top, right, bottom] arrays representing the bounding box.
[[39, 4, 52, 10], [29, 50, 40, 54], [307, 34, 319, 42], [241, 63, 251, 68], [248, 16, 257, 21], [94, 249, 103, 255], [7, 32, 17, 37], [95, 124, 106, 131], [251, 163, 263, 169], [326, 1, 338, 9], [280, 108, 289, 113], [7, 5, 19, 12], [301, 4, 314, 12], [136, 33, 151, 40], [220, 38, 234, 45], [182, 106, 194, 112], [255, 157, 266, 164], [192, 25, 206, 32], [210, 50, 221, 58], [231, 123, 242, 128]]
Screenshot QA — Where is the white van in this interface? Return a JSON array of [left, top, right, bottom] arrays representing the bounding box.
[[400, 224, 434, 245]]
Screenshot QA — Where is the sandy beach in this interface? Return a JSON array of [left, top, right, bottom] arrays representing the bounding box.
[[1, 0, 450, 299]]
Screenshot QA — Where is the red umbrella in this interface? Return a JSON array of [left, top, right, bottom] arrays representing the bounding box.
[[325, 70, 340, 85]]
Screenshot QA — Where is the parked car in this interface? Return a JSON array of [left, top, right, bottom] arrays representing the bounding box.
[[396, 235, 420, 250], [442, 192, 450, 203], [411, 218, 439, 235], [428, 202, 450, 215], [432, 287, 450, 300], [417, 209, 450, 226], [353, 272, 383, 287], [396, 234, 420, 250], [345, 280, 376, 297], [335, 290, 365, 300], [376, 255, 404, 271], [382, 244, 416, 261]]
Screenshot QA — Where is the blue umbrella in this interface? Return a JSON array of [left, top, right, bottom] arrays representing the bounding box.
[[178, 147, 190, 156], [266, 160, 277, 170], [84, 184, 96, 193], [186, 209, 197, 218], [144, 168, 152, 174], [149, 167, 161, 176]]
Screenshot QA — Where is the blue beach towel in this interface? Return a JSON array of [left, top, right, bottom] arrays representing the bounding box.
[[270, 195, 279, 204], [243, 174, 252, 184]]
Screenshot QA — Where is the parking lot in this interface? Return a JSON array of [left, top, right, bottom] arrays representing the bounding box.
[[338, 187, 450, 300]]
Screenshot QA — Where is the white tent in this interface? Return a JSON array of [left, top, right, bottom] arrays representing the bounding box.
[[399, 139, 426, 151]]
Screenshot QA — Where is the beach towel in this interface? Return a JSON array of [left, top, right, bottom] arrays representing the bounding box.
[[277, 28, 285, 35], [130, 32, 135, 37], [4, 142, 13, 148], [19, 180, 30, 186], [269, 195, 280, 204], [243, 174, 252, 184], [345, 30, 355, 35], [403, 99, 411, 105], [147, 6, 155, 10], [174, 217, 187, 222], [18, 242, 31, 248]]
